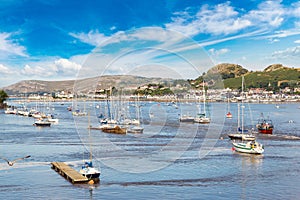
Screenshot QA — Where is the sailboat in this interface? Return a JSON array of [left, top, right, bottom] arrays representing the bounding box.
[[227, 104, 255, 141], [194, 81, 210, 124], [179, 114, 195, 122], [33, 118, 51, 127], [99, 87, 127, 134], [79, 113, 100, 180], [232, 140, 264, 154], [127, 94, 144, 133], [226, 91, 232, 118], [230, 76, 264, 154]]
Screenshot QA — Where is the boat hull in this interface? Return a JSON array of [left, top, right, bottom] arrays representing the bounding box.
[[228, 133, 256, 141], [257, 128, 273, 134], [232, 141, 264, 154], [82, 172, 100, 179], [226, 112, 232, 118], [101, 126, 126, 134], [179, 117, 194, 123], [127, 127, 144, 134], [194, 117, 211, 124], [34, 122, 51, 127]]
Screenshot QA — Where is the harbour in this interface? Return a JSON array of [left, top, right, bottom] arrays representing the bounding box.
[[0, 100, 300, 199]]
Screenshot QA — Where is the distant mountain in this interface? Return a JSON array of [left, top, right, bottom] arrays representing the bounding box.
[[189, 63, 249, 88], [3, 64, 300, 95], [263, 64, 289, 72], [224, 64, 300, 90], [207, 63, 248, 79], [190, 63, 300, 90], [1, 75, 183, 95]]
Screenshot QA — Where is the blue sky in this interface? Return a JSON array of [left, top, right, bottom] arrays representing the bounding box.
[[1, 0, 300, 87]]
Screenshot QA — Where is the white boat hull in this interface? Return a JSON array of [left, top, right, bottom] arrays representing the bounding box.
[[194, 117, 210, 124], [232, 141, 264, 154]]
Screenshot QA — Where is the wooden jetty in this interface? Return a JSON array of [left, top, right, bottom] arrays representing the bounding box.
[[51, 162, 89, 184]]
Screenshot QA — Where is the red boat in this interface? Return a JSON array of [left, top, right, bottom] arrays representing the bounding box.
[[256, 115, 273, 134], [226, 112, 232, 118]]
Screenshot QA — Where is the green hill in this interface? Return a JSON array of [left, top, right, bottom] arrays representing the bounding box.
[[224, 64, 300, 90], [191, 63, 300, 90]]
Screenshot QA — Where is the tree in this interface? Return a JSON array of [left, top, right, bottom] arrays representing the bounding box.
[[0, 90, 8, 108]]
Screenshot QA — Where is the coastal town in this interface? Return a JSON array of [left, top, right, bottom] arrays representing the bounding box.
[[6, 84, 300, 103]]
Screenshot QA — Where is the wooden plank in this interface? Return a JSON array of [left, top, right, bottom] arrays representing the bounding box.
[[51, 162, 89, 183]]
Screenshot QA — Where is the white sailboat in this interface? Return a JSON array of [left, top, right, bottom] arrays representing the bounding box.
[[194, 81, 210, 124], [232, 140, 264, 154], [127, 94, 144, 133], [179, 114, 195, 122], [231, 76, 264, 154], [79, 113, 100, 180], [228, 104, 256, 141]]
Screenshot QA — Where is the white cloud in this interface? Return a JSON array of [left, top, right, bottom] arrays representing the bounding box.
[[166, 2, 251, 36], [246, 0, 285, 27], [165, 0, 293, 38], [209, 48, 230, 56], [295, 21, 300, 28], [20, 58, 81, 78], [54, 58, 81, 75], [21, 64, 56, 77], [291, 1, 300, 17], [70, 27, 213, 80], [0, 32, 27, 57], [110, 26, 116, 31], [69, 30, 110, 46], [0, 64, 13, 75], [295, 40, 300, 44], [271, 46, 300, 59]]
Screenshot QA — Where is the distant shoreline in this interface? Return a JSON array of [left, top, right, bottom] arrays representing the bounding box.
[[6, 97, 300, 104]]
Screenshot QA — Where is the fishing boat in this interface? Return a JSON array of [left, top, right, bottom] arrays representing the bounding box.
[[194, 81, 210, 124], [79, 113, 100, 181], [230, 76, 264, 154], [256, 113, 273, 134]]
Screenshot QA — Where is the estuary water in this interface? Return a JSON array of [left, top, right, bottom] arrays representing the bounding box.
[[0, 101, 300, 199]]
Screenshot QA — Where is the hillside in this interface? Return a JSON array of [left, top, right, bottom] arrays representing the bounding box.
[[207, 63, 248, 79], [2, 75, 185, 95], [189, 63, 249, 88], [223, 64, 300, 90], [3, 64, 300, 95], [190, 63, 300, 90]]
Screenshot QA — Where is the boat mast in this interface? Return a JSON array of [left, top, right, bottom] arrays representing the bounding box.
[[237, 103, 240, 131], [227, 91, 230, 112], [88, 112, 92, 161], [241, 76, 244, 135], [137, 93, 140, 125], [203, 81, 206, 115]]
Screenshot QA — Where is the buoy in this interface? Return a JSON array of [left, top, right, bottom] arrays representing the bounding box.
[[88, 180, 94, 185]]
